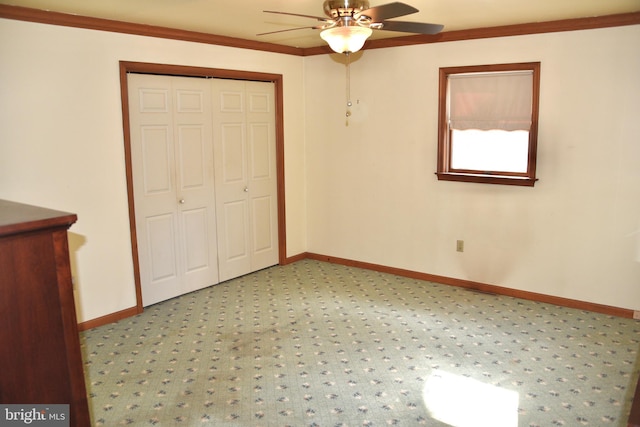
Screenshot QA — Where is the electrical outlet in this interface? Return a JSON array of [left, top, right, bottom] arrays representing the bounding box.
[[456, 240, 464, 252], [633, 311, 640, 320]]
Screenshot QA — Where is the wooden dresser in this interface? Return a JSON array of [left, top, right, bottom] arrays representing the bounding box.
[[0, 200, 90, 426], [630, 375, 640, 427]]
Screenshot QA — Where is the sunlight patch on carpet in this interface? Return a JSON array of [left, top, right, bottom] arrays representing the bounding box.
[[423, 370, 519, 427]]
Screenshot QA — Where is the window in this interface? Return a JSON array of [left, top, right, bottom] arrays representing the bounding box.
[[436, 62, 541, 186]]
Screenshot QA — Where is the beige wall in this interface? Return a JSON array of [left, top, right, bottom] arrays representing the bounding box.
[[0, 18, 307, 322], [304, 25, 640, 310], [1, 17, 639, 322]]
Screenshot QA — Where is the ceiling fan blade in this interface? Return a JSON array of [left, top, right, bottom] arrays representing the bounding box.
[[263, 10, 332, 23], [357, 2, 418, 22], [376, 20, 444, 34], [257, 25, 326, 36]]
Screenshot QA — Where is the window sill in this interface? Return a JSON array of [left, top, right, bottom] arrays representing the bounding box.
[[436, 172, 538, 187]]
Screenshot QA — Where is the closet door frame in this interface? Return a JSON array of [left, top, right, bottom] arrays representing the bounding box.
[[119, 61, 287, 313]]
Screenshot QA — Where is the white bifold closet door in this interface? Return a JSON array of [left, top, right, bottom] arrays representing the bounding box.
[[128, 74, 278, 306], [211, 79, 279, 282]]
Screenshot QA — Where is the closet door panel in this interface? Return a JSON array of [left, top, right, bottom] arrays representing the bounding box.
[[245, 81, 279, 271], [181, 207, 211, 272], [213, 80, 251, 280], [146, 213, 178, 283], [213, 79, 278, 280], [129, 74, 218, 306]]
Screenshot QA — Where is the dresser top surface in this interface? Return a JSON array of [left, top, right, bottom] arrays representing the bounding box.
[[0, 199, 77, 237]]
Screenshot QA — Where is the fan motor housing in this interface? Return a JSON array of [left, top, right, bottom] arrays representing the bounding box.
[[323, 0, 370, 18]]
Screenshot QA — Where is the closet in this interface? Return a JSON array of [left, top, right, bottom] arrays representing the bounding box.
[[127, 74, 278, 306]]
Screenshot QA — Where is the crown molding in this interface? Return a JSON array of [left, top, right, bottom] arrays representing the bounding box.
[[1, 4, 639, 57], [302, 11, 640, 55], [0, 4, 301, 55]]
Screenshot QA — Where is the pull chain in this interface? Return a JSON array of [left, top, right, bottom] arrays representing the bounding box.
[[345, 52, 352, 126]]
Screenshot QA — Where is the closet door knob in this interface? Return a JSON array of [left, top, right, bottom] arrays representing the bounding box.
[[179, 199, 185, 204], [243, 187, 249, 192]]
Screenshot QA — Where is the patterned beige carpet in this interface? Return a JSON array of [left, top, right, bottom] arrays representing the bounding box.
[[81, 259, 640, 426]]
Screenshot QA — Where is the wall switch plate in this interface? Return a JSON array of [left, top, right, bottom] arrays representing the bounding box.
[[456, 240, 464, 252], [633, 311, 640, 320]]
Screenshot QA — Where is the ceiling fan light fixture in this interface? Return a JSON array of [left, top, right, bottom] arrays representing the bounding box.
[[320, 25, 373, 53]]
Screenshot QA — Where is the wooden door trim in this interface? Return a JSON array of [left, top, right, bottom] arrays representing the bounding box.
[[119, 61, 287, 314]]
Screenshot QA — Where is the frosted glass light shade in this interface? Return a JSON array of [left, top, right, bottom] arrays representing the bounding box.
[[320, 26, 373, 53]]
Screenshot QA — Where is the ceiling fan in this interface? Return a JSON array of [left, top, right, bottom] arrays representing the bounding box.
[[259, 0, 444, 53]]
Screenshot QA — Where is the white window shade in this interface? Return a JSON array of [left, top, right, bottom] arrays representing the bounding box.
[[448, 71, 533, 131]]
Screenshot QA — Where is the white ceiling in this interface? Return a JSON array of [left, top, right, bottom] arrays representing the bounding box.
[[2, 0, 639, 48]]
